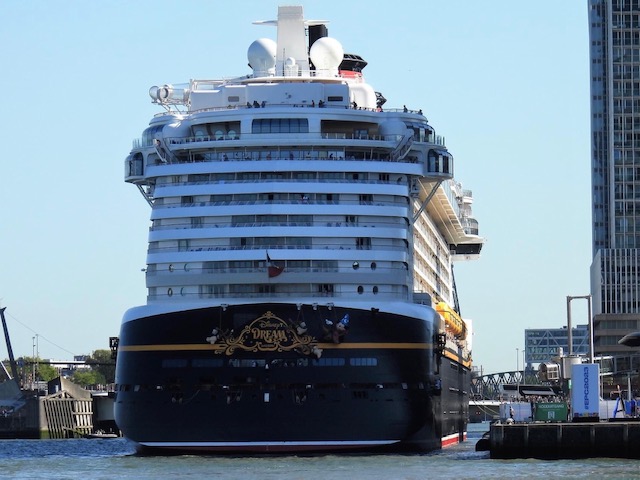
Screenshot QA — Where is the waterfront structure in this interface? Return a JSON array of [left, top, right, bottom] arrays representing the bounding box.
[[524, 325, 590, 366], [589, 0, 640, 374], [114, 6, 483, 454]]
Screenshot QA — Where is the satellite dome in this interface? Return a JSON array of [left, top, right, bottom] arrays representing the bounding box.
[[379, 120, 409, 137], [248, 38, 277, 75], [309, 37, 344, 71]]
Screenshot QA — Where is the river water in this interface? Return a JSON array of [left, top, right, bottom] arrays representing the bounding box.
[[1, 424, 639, 479]]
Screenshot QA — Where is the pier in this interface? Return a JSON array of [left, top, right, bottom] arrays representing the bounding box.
[[484, 421, 640, 459]]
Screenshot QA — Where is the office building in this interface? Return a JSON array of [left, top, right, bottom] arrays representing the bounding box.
[[589, 0, 640, 373]]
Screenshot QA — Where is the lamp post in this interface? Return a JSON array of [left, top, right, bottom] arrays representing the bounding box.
[[516, 348, 520, 400], [31, 336, 35, 390]]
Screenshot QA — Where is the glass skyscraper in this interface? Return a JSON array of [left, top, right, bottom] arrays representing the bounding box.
[[589, 0, 640, 373]]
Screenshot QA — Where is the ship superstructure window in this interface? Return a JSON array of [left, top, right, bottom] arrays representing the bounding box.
[[162, 359, 188, 368], [316, 261, 338, 271], [319, 172, 344, 180], [189, 174, 210, 183], [201, 285, 224, 297], [233, 215, 255, 225], [193, 359, 223, 368], [141, 124, 164, 147], [238, 172, 259, 180], [252, 118, 309, 134], [319, 284, 334, 294], [350, 358, 378, 366], [192, 121, 240, 139], [203, 261, 218, 273], [356, 238, 371, 249], [355, 129, 368, 138], [313, 358, 345, 367]]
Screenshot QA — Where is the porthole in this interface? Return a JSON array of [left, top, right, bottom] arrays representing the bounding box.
[[357, 286, 364, 294], [168, 288, 173, 297], [169, 264, 174, 272], [373, 286, 379, 294], [180, 288, 186, 296], [352, 262, 359, 270], [371, 262, 377, 270]]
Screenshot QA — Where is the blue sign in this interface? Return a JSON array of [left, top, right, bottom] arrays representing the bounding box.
[[571, 363, 599, 418]]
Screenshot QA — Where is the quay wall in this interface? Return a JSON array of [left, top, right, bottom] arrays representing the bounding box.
[[489, 422, 640, 459]]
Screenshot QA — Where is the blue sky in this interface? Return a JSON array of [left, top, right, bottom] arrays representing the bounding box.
[[0, 1, 590, 374]]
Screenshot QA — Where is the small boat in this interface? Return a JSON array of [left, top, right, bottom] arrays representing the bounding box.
[[84, 430, 119, 439]]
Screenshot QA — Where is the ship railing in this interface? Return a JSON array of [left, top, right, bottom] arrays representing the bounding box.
[[461, 218, 479, 236], [157, 178, 405, 188], [146, 290, 406, 301], [152, 198, 406, 210], [147, 150, 420, 166], [162, 132, 404, 145], [145, 264, 402, 276], [149, 219, 404, 231], [183, 101, 426, 115], [141, 139, 424, 165], [146, 243, 409, 254]]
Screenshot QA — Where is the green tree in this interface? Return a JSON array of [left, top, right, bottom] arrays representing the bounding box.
[[15, 357, 58, 383], [71, 369, 106, 387], [86, 349, 116, 384], [35, 361, 57, 382]]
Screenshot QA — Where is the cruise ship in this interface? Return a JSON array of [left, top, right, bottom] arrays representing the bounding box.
[[113, 5, 483, 454]]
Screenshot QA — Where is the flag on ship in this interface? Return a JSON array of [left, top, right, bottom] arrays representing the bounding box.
[[266, 251, 283, 278]]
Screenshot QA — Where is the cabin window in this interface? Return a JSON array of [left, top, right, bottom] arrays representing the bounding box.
[[162, 359, 188, 368], [350, 358, 378, 367], [252, 118, 309, 134]]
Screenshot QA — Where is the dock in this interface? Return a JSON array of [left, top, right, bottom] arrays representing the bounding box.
[[484, 421, 640, 459]]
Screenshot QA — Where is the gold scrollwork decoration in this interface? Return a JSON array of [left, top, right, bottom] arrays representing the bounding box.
[[209, 311, 318, 356]]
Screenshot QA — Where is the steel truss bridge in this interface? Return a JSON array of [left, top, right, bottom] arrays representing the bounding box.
[[471, 370, 548, 400]]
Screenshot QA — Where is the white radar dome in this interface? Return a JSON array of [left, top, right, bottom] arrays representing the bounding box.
[[379, 120, 409, 137], [309, 37, 344, 71], [248, 38, 277, 75]]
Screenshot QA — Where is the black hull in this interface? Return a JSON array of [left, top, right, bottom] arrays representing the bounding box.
[[114, 303, 468, 454]]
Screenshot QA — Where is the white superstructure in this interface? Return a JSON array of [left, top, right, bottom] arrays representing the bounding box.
[[124, 5, 482, 322]]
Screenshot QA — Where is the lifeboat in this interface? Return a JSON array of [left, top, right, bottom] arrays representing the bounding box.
[[435, 302, 466, 339]]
